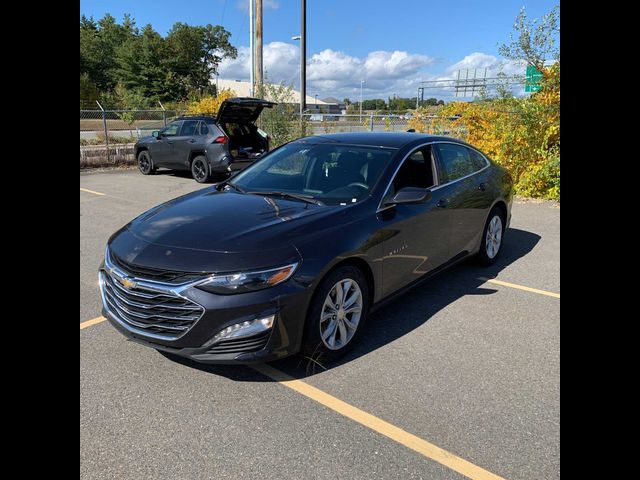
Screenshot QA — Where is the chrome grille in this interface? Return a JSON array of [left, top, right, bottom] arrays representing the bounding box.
[[100, 270, 204, 340]]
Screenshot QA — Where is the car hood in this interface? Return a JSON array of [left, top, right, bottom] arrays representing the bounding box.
[[108, 188, 353, 273], [137, 135, 154, 144]]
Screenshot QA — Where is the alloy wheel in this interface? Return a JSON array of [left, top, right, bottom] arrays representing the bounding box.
[[138, 152, 151, 174], [485, 215, 503, 259], [319, 278, 363, 350], [192, 159, 207, 181]]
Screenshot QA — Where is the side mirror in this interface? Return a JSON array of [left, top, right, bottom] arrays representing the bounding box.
[[384, 187, 432, 206], [152, 130, 161, 139]]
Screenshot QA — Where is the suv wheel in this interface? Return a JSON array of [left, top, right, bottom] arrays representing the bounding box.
[[191, 156, 211, 183], [137, 150, 156, 175]]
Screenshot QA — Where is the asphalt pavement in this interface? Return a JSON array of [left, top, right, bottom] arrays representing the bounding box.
[[80, 168, 559, 480]]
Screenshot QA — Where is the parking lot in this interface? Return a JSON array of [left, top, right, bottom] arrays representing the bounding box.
[[80, 168, 559, 480]]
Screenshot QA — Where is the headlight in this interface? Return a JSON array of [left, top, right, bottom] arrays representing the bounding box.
[[196, 263, 298, 294]]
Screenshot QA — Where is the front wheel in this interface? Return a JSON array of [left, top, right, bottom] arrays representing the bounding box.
[[191, 155, 211, 183], [301, 266, 370, 363], [477, 207, 505, 265]]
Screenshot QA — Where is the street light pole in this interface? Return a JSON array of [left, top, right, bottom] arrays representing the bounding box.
[[360, 80, 365, 119], [300, 0, 306, 116]]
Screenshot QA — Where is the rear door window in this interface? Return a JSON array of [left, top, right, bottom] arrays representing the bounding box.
[[198, 122, 209, 135], [180, 120, 199, 136], [434, 143, 479, 183], [468, 148, 488, 171]]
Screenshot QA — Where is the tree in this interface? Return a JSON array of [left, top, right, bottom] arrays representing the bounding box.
[[80, 73, 99, 107], [80, 14, 137, 91], [115, 25, 170, 101], [498, 5, 559, 72], [362, 99, 386, 110], [165, 23, 236, 98], [80, 14, 237, 102]]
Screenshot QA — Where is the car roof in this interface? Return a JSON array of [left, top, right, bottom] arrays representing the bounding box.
[[175, 114, 217, 122], [294, 132, 467, 149]]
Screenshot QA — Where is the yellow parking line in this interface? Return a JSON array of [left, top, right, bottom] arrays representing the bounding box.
[[252, 363, 506, 480], [80, 187, 106, 196], [478, 277, 559, 298], [80, 316, 106, 329], [79, 316, 504, 478]]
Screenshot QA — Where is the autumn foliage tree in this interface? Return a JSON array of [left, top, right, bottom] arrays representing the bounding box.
[[408, 5, 559, 200]]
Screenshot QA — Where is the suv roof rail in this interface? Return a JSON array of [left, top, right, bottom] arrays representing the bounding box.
[[176, 113, 217, 119]]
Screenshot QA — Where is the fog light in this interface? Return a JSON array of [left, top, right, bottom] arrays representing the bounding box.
[[211, 315, 275, 343]]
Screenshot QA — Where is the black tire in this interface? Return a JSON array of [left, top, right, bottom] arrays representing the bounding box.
[[137, 150, 156, 175], [301, 265, 370, 363], [191, 155, 211, 183], [477, 207, 506, 266]]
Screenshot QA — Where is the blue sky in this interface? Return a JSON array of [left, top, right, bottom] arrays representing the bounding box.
[[80, 0, 559, 100]]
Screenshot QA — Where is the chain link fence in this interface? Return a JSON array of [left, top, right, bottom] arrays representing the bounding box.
[[80, 108, 184, 167], [299, 114, 466, 138], [80, 109, 466, 168], [80, 109, 184, 144]]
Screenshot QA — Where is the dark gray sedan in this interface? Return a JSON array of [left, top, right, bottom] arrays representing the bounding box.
[[102, 132, 513, 365]]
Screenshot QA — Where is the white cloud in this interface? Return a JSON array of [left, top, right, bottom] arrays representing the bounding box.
[[218, 42, 434, 100], [446, 52, 524, 77], [218, 45, 531, 101]]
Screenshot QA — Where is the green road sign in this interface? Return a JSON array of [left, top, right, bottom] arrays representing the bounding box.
[[525, 65, 543, 93]]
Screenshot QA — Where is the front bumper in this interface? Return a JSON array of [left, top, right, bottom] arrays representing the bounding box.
[[100, 266, 312, 364]]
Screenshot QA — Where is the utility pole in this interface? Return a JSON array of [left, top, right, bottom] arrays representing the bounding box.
[[300, 0, 306, 115], [255, 0, 263, 94], [249, 0, 255, 96]]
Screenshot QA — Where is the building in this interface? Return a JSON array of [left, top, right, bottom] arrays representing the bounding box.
[[321, 97, 347, 115]]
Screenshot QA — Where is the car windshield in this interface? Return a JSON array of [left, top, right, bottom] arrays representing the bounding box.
[[230, 142, 396, 205]]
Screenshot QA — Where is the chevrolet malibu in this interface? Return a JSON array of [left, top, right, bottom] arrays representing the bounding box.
[[100, 132, 513, 364]]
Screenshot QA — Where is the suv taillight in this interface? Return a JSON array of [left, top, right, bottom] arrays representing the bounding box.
[[213, 135, 228, 144]]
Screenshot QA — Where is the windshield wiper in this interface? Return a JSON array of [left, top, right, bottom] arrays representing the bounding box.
[[248, 191, 324, 206], [217, 180, 245, 193]]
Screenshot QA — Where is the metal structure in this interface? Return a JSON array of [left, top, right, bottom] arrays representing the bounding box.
[[417, 69, 527, 99], [359, 80, 365, 119], [454, 68, 488, 97]]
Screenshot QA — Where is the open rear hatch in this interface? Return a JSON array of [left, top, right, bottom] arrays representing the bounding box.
[[217, 97, 276, 124], [217, 97, 277, 161]]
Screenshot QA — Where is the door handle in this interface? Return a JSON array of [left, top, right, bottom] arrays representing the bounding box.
[[188, 139, 196, 143], [167, 141, 174, 145], [436, 198, 448, 208], [478, 183, 487, 191]]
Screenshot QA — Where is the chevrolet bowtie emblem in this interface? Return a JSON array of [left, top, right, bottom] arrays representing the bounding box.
[[121, 277, 137, 289]]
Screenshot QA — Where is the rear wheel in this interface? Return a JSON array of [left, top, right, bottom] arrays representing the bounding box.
[[137, 150, 156, 175], [301, 266, 370, 363], [191, 155, 211, 183], [477, 207, 505, 265]]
